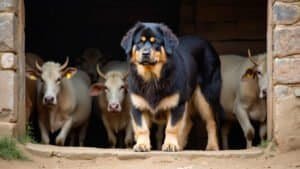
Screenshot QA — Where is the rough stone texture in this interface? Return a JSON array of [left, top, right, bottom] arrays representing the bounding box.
[[278, 0, 300, 2], [25, 143, 264, 160], [274, 56, 300, 84], [0, 0, 16, 12], [0, 13, 15, 51], [0, 70, 17, 123], [274, 26, 300, 57], [0, 122, 16, 137], [273, 85, 300, 152], [273, 2, 300, 25], [0, 52, 16, 69]]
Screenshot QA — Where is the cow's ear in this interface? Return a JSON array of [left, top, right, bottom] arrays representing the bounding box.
[[123, 83, 129, 92], [121, 22, 143, 54], [159, 23, 179, 55], [62, 67, 77, 79], [26, 69, 40, 81], [242, 68, 256, 80], [89, 83, 105, 96]]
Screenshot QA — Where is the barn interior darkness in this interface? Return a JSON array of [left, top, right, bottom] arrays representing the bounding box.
[[24, 0, 267, 149]]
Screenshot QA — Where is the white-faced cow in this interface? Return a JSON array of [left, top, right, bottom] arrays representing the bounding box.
[[89, 61, 133, 148], [220, 50, 267, 149], [26, 57, 91, 146]]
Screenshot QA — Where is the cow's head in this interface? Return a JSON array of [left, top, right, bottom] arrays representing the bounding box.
[[77, 48, 106, 82], [89, 65, 128, 113], [245, 50, 267, 99], [26, 57, 77, 105]]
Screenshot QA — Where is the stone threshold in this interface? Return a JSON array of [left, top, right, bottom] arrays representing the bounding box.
[[25, 143, 264, 160]]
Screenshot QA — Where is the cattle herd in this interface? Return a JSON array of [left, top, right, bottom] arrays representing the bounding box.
[[25, 22, 267, 151]]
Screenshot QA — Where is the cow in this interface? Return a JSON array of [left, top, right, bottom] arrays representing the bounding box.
[[25, 53, 44, 122], [220, 50, 267, 149], [89, 61, 133, 148], [26, 57, 92, 146], [76, 48, 110, 82]]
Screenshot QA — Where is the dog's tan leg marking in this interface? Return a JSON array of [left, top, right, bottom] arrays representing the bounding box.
[[162, 104, 191, 152], [132, 111, 151, 152], [193, 86, 219, 150]]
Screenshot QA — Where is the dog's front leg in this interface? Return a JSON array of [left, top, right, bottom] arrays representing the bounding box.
[[162, 103, 188, 152], [131, 108, 151, 152]]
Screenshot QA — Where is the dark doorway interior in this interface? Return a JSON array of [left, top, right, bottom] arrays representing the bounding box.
[[25, 0, 181, 63], [24, 0, 266, 150]]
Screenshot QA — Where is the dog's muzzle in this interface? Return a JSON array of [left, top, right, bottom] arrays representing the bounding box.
[[139, 54, 157, 65]]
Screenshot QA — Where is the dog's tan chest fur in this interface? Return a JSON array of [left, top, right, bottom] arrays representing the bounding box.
[[130, 93, 179, 115]]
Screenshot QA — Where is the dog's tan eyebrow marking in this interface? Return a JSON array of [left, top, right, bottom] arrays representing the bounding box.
[[150, 37, 156, 43], [141, 36, 146, 42]]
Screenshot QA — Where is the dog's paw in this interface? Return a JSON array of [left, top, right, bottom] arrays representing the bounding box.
[[162, 142, 180, 152], [133, 143, 151, 152]]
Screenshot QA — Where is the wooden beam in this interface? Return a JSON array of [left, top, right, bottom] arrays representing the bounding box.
[[267, 0, 274, 141]]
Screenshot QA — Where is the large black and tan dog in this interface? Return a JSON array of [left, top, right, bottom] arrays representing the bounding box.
[[121, 22, 224, 152]]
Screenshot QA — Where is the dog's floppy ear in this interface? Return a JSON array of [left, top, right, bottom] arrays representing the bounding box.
[[159, 23, 179, 55], [121, 22, 143, 54]]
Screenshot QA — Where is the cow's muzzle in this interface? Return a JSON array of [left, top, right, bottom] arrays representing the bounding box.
[[43, 96, 56, 105], [108, 102, 122, 112]]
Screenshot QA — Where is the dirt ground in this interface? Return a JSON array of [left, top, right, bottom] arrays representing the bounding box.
[[0, 147, 300, 169]]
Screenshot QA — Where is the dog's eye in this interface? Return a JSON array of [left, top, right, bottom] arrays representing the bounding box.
[[140, 36, 146, 42], [150, 37, 156, 43]]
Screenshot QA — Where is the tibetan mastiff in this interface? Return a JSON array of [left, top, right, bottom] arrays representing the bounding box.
[[121, 22, 224, 152]]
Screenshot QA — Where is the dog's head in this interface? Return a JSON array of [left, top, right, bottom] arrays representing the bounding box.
[[121, 22, 178, 65], [120, 22, 179, 80]]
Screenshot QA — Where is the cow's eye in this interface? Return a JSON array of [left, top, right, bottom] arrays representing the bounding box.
[[120, 86, 124, 90], [257, 71, 262, 76], [56, 78, 61, 83], [104, 86, 108, 91]]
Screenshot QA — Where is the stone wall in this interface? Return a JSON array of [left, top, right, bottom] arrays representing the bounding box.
[[0, 0, 25, 137], [0, 0, 299, 153], [272, 0, 300, 152]]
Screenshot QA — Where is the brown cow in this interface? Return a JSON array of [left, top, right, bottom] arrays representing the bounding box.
[[25, 52, 44, 122]]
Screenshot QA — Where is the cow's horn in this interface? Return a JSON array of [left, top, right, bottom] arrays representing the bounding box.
[[60, 57, 69, 71], [248, 49, 258, 66], [35, 60, 42, 72], [96, 64, 106, 79]]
